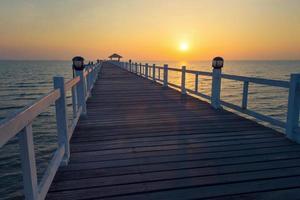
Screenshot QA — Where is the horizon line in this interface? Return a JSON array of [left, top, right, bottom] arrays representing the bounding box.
[[0, 59, 300, 62]]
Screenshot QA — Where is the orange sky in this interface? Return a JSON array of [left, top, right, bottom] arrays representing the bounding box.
[[0, 0, 299, 61]]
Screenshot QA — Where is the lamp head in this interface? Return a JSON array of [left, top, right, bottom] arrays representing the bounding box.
[[212, 57, 224, 69], [72, 56, 85, 71]]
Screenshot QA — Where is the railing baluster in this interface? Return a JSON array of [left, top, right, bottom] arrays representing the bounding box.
[[152, 64, 156, 82], [53, 77, 70, 165], [286, 74, 300, 142], [145, 63, 149, 79], [19, 124, 38, 200], [181, 66, 186, 94], [139, 63, 141, 75], [89, 66, 93, 93], [158, 68, 161, 80], [163, 64, 168, 88], [242, 81, 249, 109], [195, 73, 199, 92], [75, 70, 87, 115], [86, 66, 90, 93], [71, 85, 78, 118]]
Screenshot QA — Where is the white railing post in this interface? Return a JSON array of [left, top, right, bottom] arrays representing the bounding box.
[[53, 76, 70, 165], [71, 84, 78, 118], [75, 70, 87, 115], [135, 62, 137, 73], [195, 73, 199, 92], [145, 63, 149, 78], [130, 62, 132, 72], [163, 64, 168, 88], [86, 65, 91, 94], [158, 68, 161, 80], [242, 81, 249, 109], [181, 66, 186, 94], [139, 63, 142, 76], [286, 74, 300, 142], [132, 62, 135, 73], [134, 62, 136, 73], [152, 64, 156, 82], [211, 57, 224, 109], [19, 124, 38, 200]]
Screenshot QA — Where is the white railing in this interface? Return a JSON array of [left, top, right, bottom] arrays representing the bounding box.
[[0, 62, 101, 200], [118, 60, 300, 144]]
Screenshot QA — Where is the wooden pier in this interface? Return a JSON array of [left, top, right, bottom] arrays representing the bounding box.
[[45, 62, 300, 200], [2, 59, 300, 200]]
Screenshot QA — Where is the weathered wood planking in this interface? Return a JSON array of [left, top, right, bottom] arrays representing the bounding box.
[[47, 62, 300, 200]]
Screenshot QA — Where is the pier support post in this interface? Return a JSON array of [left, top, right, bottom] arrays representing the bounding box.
[[145, 63, 149, 78], [211, 57, 224, 109], [286, 74, 300, 143], [152, 64, 156, 82], [53, 77, 70, 165], [163, 64, 168, 88], [181, 66, 186, 94]]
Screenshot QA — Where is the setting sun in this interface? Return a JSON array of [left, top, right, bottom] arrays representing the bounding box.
[[179, 42, 189, 52]]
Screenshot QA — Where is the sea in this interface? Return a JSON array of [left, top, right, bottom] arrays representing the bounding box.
[[0, 60, 300, 199]]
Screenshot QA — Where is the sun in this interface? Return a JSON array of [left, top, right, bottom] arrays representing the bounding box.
[[179, 42, 189, 52]]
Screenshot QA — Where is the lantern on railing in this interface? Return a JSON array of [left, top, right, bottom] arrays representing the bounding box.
[[72, 56, 85, 71], [212, 57, 224, 69]]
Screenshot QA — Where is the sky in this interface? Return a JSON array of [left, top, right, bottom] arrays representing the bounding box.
[[0, 0, 299, 61]]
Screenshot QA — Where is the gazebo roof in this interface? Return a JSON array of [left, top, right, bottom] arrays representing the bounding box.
[[108, 53, 123, 59]]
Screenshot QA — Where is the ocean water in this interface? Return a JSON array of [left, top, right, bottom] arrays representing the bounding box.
[[0, 60, 300, 199]]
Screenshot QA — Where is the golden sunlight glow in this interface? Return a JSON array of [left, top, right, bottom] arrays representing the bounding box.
[[0, 1, 299, 60], [179, 42, 189, 52]]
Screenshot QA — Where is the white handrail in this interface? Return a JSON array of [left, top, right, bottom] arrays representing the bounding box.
[[0, 62, 102, 200], [0, 90, 60, 147], [221, 73, 289, 88], [65, 76, 80, 91]]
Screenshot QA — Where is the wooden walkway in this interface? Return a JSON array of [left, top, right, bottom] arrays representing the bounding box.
[[47, 62, 300, 200]]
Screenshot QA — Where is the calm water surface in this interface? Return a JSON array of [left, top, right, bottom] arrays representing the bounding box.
[[0, 60, 300, 199]]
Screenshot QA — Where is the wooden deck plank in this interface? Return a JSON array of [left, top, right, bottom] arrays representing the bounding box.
[[46, 62, 300, 200]]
